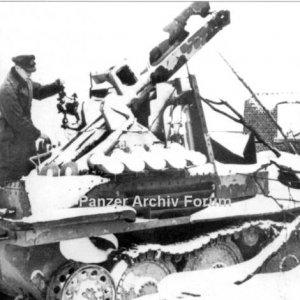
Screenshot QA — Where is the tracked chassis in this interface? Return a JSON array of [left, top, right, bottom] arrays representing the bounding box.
[[1, 2, 300, 300]]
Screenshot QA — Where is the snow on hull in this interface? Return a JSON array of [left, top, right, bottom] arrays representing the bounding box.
[[191, 150, 300, 223], [15, 206, 135, 224], [194, 150, 300, 178], [19, 150, 300, 224], [24, 173, 108, 214], [191, 195, 299, 222]]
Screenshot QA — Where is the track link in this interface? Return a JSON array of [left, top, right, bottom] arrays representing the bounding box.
[[124, 220, 283, 260]]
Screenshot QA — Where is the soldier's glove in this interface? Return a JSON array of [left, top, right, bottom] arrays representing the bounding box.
[[55, 79, 65, 91], [40, 133, 51, 145]]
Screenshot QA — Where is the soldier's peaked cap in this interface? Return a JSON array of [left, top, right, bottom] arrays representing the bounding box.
[[12, 55, 36, 72]]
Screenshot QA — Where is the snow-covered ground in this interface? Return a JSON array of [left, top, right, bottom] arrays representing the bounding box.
[[137, 215, 300, 300], [139, 265, 300, 300]]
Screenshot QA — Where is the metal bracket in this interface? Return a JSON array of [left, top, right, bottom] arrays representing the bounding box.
[[188, 74, 217, 175]]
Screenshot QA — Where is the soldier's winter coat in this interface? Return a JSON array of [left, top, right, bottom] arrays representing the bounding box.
[[0, 67, 62, 183]]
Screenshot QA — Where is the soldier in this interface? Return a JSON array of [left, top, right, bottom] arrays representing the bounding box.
[[0, 55, 64, 184]]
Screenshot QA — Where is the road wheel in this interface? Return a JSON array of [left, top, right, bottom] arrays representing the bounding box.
[[47, 261, 115, 300], [184, 240, 243, 271], [112, 252, 176, 300]]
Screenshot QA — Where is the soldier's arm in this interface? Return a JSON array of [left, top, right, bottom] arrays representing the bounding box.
[[0, 88, 41, 140], [32, 80, 64, 100]]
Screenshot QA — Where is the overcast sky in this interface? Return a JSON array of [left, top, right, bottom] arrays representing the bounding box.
[[1, 2, 300, 138]]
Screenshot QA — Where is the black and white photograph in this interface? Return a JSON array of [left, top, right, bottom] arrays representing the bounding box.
[[0, 1, 300, 300]]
